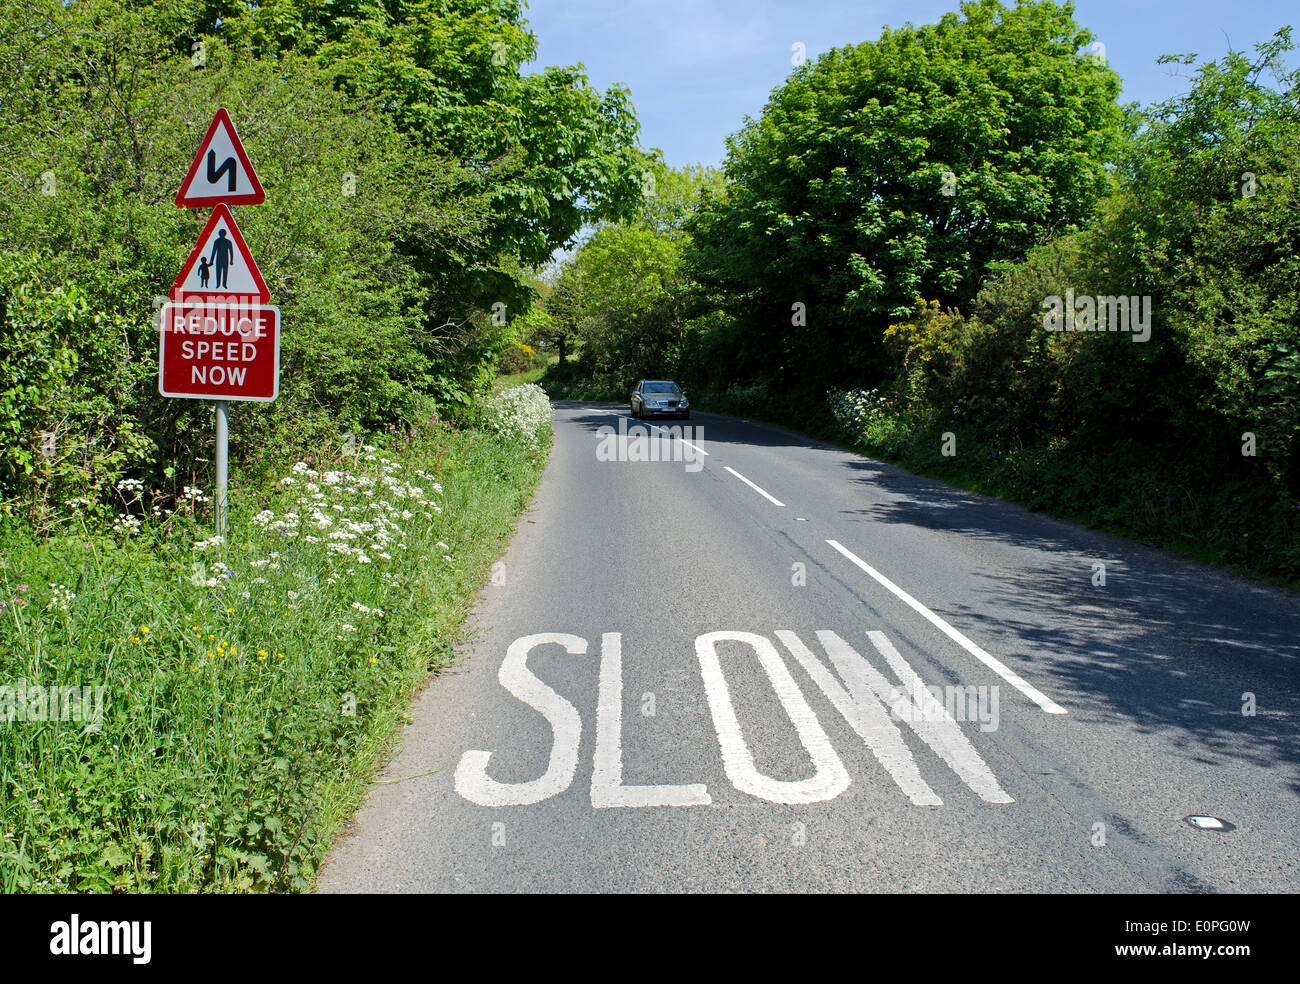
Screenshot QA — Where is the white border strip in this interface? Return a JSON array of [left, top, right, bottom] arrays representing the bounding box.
[[724, 466, 784, 507], [826, 539, 1067, 715]]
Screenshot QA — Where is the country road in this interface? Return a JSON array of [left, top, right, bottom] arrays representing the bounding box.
[[317, 403, 1300, 893]]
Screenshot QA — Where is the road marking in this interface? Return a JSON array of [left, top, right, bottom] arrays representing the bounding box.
[[825, 540, 1067, 715], [696, 630, 850, 804], [454, 633, 587, 806], [723, 466, 784, 506], [592, 633, 711, 808], [779, 630, 1011, 804], [459, 629, 1017, 809], [644, 422, 709, 456], [777, 630, 942, 806], [584, 410, 707, 454], [861, 630, 1012, 804], [577, 407, 709, 455]]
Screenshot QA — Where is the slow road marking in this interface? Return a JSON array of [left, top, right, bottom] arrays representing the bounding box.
[[455, 629, 1012, 808]]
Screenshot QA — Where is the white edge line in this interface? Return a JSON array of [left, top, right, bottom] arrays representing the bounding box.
[[723, 467, 784, 507], [825, 539, 1067, 715]]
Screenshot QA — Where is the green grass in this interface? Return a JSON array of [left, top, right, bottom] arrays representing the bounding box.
[[0, 417, 551, 892], [493, 365, 548, 392], [494, 352, 560, 393]]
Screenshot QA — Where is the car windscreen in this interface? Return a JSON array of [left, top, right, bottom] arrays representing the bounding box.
[[644, 382, 682, 394]]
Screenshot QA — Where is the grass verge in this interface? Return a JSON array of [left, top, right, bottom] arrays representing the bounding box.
[[0, 416, 551, 892]]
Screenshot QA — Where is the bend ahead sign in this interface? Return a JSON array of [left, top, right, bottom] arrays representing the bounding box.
[[158, 302, 280, 401]]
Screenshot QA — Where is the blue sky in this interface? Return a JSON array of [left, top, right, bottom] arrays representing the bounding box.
[[522, 0, 1298, 168]]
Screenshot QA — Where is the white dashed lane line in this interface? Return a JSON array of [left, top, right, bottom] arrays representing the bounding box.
[[576, 404, 1065, 719], [646, 422, 709, 456], [723, 466, 785, 507]]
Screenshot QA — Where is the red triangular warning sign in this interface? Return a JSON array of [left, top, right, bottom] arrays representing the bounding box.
[[175, 108, 266, 208], [171, 204, 270, 304]]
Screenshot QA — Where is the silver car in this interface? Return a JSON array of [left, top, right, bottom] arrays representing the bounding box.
[[631, 379, 691, 420]]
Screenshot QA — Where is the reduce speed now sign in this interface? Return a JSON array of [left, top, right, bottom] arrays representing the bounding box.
[[158, 302, 280, 401]]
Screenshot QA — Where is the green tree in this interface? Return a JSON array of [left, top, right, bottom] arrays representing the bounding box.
[[0, 0, 498, 499], [0, 254, 81, 493], [539, 159, 732, 386], [690, 0, 1124, 390], [577, 225, 686, 378], [1100, 28, 1300, 486], [198, 0, 650, 309], [635, 160, 726, 239]]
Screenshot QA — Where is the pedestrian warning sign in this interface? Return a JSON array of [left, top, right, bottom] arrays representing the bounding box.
[[171, 203, 269, 304]]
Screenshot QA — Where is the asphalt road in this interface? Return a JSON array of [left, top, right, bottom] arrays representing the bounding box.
[[317, 403, 1300, 893]]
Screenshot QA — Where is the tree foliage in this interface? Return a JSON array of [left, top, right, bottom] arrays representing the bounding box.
[[688, 0, 1124, 389], [852, 26, 1300, 576], [0, 0, 646, 501], [537, 162, 722, 389], [195, 0, 649, 306], [1106, 30, 1300, 486]]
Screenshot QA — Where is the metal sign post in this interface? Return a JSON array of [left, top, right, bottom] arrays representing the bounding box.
[[214, 399, 229, 537]]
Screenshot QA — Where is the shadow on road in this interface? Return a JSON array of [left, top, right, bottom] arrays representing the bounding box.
[[552, 400, 842, 453], [835, 457, 1300, 790], [552, 400, 1300, 789]]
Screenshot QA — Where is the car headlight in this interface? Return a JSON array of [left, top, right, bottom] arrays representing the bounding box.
[[679, 398, 689, 407]]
